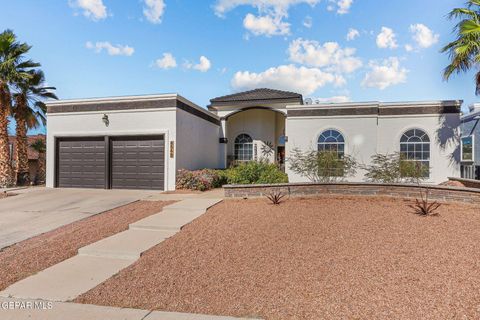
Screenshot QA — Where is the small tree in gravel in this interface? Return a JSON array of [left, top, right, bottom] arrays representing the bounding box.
[[363, 152, 429, 184], [288, 148, 357, 183], [410, 188, 442, 216]]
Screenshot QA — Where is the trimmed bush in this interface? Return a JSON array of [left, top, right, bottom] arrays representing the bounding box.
[[176, 169, 225, 191], [176, 162, 288, 191], [225, 161, 288, 185]]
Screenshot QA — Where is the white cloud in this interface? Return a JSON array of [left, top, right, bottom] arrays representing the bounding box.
[[376, 27, 398, 49], [86, 41, 134, 56], [195, 56, 212, 72], [231, 64, 342, 95], [303, 16, 313, 28], [409, 23, 439, 49], [70, 0, 107, 20], [362, 57, 408, 89], [337, 0, 353, 14], [213, 0, 319, 17], [327, 0, 353, 14], [185, 56, 212, 72], [346, 28, 359, 41], [213, 0, 319, 37], [288, 38, 362, 74], [143, 0, 165, 24], [154, 53, 177, 69], [243, 13, 290, 36], [405, 44, 414, 52]]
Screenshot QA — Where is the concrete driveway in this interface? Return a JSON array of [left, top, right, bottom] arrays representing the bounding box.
[[0, 188, 159, 250]]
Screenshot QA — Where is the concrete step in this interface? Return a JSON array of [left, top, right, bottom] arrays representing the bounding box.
[[0, 255, 135, 302], [78, 229, 176, 260], [165, 198, 222, 211], [129, 209, 206, 231]]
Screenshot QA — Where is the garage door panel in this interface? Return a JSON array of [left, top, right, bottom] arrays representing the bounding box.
[[111, 137, 165, 190], [57, 139, 106, 189]]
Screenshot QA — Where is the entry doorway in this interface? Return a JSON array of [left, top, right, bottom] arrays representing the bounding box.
[[277, 146, 285, 172]]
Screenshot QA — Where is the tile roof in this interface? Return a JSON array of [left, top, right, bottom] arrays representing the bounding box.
[[210, 88, 303, 104], [9, 135, 46, 161]]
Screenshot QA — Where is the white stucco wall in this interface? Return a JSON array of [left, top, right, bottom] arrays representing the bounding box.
[[46, 108, 177, 191], [286, 115, 378, 182], [286, 107, 461, 184], [377, 114, 460, 183], [226, 109, 280, 163], [175, 108, 221, 171]]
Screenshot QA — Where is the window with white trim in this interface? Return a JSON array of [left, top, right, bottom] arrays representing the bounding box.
[[400, 129, 430, 177], [317, 129, 345, 157], [234, 134, 253, 161], [461, 136, 474, 162]]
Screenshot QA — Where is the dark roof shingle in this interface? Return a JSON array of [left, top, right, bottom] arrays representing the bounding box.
[[210, 88, 303, 104]]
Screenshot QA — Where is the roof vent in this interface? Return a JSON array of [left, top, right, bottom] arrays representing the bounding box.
[[304, 98, 313, 105]]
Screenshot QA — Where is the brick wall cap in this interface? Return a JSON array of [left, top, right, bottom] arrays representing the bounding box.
[[223, 182, 480, 194]]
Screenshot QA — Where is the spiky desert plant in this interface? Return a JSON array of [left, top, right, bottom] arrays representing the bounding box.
[[266, 190, 286, 205], [410, 188, 442, 216]]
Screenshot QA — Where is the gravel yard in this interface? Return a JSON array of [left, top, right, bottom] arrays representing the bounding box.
[[76, 196, 480, 319], [0, 200, 174, 291]]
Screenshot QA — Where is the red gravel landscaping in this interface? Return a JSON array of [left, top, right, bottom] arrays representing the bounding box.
[[0, 200, 174, 292], [75, 196, 480, 319]]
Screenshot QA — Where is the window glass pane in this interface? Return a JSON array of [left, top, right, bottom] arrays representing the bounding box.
[[462, 136, 474, 161]]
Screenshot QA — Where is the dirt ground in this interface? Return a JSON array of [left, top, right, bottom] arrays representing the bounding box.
[[0, 200, 174, 291], [76, 196, 480, 320]]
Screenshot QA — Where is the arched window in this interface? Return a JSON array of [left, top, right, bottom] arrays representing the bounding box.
[[234, 134, 253, 161], [318, 129, 345, 157], [400, 129, 430, 177]]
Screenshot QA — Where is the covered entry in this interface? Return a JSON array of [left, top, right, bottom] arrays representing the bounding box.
[[56, 135, 165, 190]]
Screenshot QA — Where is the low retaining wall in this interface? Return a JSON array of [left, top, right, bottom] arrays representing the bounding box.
[[448, 177, 480, 189], [223, 182, 480, 204]]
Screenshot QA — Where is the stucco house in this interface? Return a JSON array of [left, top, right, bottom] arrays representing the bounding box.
[[460, 103, 480, 179], [46, 88, 462, 191], [9, 134, 46, 184]]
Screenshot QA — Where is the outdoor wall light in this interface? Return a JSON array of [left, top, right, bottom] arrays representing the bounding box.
[[102, 114, 109, 127]]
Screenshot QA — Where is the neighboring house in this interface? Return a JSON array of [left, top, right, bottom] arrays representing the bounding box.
[[460, 103, 480, 179], [9, 134, 46, 184], [45, 88, 462, 191]]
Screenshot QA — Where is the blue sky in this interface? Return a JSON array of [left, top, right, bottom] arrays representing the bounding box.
[[1, 0, 477, 134]]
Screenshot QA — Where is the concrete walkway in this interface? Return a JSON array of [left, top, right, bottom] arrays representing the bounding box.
[[0, 297, 254, 320], [0, 193, 222, 302]]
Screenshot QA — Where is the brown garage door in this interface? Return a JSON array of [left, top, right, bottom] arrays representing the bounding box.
[[57, 138, 106, 188], [110, 136, 165, 190]]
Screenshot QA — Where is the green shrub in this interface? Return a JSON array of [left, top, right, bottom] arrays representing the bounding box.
[[363, 152, 429, 184], [288, 148, 358, 183], [176, 162, 288, 191], [225, 161, 288, 185]]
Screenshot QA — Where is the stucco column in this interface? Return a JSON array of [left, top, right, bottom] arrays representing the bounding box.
[[219, 118, 228, 169]]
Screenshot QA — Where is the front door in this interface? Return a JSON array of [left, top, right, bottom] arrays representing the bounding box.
[[277, 146, 285, 171]]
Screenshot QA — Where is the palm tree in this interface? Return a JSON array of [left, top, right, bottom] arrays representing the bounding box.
[[30, 138, 46, 185], [442, 0, 480, 94], [0, 29, 39, 187], [13, 70, 57, 185]]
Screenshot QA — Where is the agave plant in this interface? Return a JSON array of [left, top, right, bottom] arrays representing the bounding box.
[[410, 188, 441, 216]]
